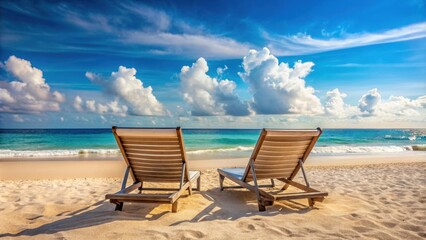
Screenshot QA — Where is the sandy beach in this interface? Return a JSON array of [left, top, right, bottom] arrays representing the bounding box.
[[1, 153, 425, 239]]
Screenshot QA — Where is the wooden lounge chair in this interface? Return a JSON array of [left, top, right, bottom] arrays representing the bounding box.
[[106, 127, 201, 213], [218, 128, 327, 211]]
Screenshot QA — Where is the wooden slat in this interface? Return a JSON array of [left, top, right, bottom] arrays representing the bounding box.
[[131, 165, 182, 172], [247, 172, 292, 180], [258, 149, 306, 156], [134, 172, 182, 179], [250, 169, 294, 174], [106, 193, 174, 202], [133, 169, 181, 176], [129, 161, 182, 168], [255, 162, 298, 169], [264, 136, 313, 142], [260, 142, 309, 151], [262, 140, 311, 147], [137, 177, 182, 182], [124, 148, 181, 155], [273, 191, 328, 201], [129, 161, 181, 167], [132, 166, 182, 173], [256, 152, 304, 159], [120, 136, 179, 142], [259, 146, 308, 155], [265, 130, 319, 137], [124, 145, 180, 151], [255, 155, 302, 161], [123, 142, 179, 149], [122, 141, 179, 146], [127, 153, 181, 160]]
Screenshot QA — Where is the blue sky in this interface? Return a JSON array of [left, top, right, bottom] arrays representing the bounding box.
[[0, 0, 425, 128]]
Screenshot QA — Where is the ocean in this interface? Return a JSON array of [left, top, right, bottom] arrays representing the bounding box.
[[0, 128, 425, 160]]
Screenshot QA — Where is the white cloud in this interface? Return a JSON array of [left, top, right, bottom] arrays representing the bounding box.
[[73, 96, 128, 117], [238, 47, 323, 114], [73, 96, 84, 112], [358, 88, 381, 115], [119, 2, 171, 31], [180, 58, 250, 116], [268, 22, 426, 56], [332, 88, 426, 120], [86, 66, 166, 116], [0, 88, 15, 104], [0, 56, 65, 113], [216, 65, 228, 76], [122, 31, 252, 59], [379, 95, 425, 117], [61, 3, 252, 59], [325, 88, 348, 117], [85, 100, 97, 112]]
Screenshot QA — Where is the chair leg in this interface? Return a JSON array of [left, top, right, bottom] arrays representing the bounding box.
[[281, 183, 290, 190], [258, 203, 266, 212], [172, 201, 178, 213], [308, 198, 315, 208], [115, 202, 123, 211], [197, 175, 201, 191], [270, 179, 275, 187], [219, 174, 225, 191], [138, 182, 144, 194], [188, 182, 193, 195]]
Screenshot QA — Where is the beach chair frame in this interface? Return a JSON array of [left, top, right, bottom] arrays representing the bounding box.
[[106, 126, 201, 213], [218, 128, 327, 211]]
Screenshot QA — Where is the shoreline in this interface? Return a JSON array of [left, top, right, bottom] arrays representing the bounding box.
[[1, 152, 425, 180]]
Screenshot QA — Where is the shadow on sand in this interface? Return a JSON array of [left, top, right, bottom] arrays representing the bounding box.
[[0, 187, 315, 238]]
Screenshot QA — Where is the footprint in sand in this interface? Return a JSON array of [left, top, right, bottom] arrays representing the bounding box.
[[172, 229, 205, 239], [145, 230, 169, 239], [237, 221, 257, 231]]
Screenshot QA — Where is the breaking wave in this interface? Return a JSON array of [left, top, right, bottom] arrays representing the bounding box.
[[1, 144, 425, 158], [0, 149, 120, 158]]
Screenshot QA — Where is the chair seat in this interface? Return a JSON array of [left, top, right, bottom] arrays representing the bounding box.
[[188, 170, 200, 180], [218, 168, 245, 180]]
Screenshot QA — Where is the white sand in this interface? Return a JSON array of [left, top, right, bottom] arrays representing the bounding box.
[[0, 153, 425, 239]]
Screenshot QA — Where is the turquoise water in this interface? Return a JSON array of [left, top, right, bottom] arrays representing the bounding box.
[[0, 129, 425, 159]]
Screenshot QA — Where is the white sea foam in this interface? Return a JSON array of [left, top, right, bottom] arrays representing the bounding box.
[[0, 149, 120, 158], [189, 145, 417, 155], [187, 146, 254, 155], [312, 145, 412, 154], [0, 144, 423, 158]]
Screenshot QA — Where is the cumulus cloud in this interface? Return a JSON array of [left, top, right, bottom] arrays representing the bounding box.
[[73, 96, 128, 117], [86, 66, 166, 116], [325, 88, 348, 117], [0, 56, 65, 113], [238, 47, 323, 115], [358, 88, 381, 115], [73, 96, 84, 112], [346, 88, 426, 119], [379, 95, 425, 117], [180, 58, 250, 116]]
